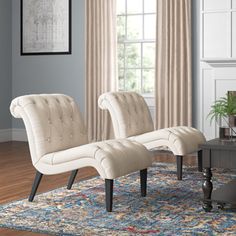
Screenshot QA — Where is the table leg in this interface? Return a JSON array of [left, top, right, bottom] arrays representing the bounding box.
[[202, 168, 213, 212], [197, 150, 203, 172]]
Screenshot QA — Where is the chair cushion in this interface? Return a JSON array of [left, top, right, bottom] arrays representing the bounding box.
[[129, 126, 206, 155], [39, 139, 152, 179]]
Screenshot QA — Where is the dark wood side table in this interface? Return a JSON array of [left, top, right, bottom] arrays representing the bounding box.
[[199, 138, 236, 212]]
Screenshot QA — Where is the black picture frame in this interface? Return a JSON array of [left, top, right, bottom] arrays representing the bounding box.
[[21, 0, 72, 56]]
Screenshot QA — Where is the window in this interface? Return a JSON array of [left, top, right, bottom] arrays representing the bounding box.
[[117, 0, 156, 95]]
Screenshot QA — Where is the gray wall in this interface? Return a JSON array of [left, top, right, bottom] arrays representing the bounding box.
[[192, 0, 200, 128], [12, 0, 85, 128], [0, 0, 12, 129]]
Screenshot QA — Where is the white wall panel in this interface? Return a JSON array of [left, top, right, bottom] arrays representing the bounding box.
[[215, 80, 236, 99], [200, 1, 236, 140], [203, 0, 230, 11], [233, 13, 236, 57], [201, 66, 236, 139], [233, 0, 236, 9], [202, 68, 215, 140], [215, 67, 236, 78], [203, 13, 231, 58]]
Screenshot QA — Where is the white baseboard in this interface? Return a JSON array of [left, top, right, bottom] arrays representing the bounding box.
[[0, 129, 12, 142], [12, 129, 28, 142]]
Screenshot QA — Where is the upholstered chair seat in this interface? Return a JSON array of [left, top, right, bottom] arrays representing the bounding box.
[[98, 92, 206, 180], [37, 140, 151, 179], [128, 126, 205, 156], [10, 94, 152, 212]]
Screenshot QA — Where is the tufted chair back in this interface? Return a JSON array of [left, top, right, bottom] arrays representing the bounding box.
[[98, 92, 154, 138], [10, 94, 88, 165]]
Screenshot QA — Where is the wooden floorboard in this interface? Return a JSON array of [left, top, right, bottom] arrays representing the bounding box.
[[0, 141, 197, 235]]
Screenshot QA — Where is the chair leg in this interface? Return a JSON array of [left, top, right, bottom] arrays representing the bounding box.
[[29, 171, 43, 202], [176, 155, 183, 180], [67, 169, 78, 190], [198, 150, 203, 172], [105, 179, 113, 212], [140, 169, 147, 197]]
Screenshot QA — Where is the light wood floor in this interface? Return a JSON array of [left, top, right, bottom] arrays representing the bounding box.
[[0, 142, 197, 236]]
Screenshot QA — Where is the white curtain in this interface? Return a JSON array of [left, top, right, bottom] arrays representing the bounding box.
[[85, 0, 117, 142]]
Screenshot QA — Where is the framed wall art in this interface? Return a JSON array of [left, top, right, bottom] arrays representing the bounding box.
[[21, 0, 71, 55]]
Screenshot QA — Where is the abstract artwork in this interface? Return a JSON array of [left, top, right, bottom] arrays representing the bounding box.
[[21, 0, 71, 55]]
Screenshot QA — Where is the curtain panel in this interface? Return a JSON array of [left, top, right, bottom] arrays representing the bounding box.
[[155, 0, 192, 129], [85, 0, 117, 142]]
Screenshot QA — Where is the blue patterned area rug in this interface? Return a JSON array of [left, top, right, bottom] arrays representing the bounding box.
[[0, 163, 236, 235]]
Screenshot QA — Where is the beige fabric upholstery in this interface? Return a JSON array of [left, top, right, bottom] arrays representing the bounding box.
[[86, 0, 117, 142], [155, 0, 192, 128], [129, 126, 205, 156], [10, 94, 88, 165], [98, 92, 154, 138], [99, 92, 206, 156], [10, 94, 152, 179], [41, 139, 151, 179]]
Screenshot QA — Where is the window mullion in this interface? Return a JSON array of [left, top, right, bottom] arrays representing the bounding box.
[[117, 0, 156, 94], [124, 0, 128, 91], [141, 0, 144, 93], [141, 43, 144, 94]]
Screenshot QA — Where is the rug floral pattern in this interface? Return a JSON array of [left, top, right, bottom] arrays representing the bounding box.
[[0, 163, 236, 235]]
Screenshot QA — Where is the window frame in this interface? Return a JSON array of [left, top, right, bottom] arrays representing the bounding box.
[[117, 0, 156, 97]]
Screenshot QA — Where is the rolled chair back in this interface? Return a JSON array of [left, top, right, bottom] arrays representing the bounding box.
[[98, 92, 154, 138], [10, 94, 88, 165]]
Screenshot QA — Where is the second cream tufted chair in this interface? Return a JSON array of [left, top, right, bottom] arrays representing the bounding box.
[[98, 91, 206, 180], [10, 94, 152, 212]]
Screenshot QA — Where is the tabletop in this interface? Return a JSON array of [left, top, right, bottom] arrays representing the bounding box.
[[199, 138, 236, 151]]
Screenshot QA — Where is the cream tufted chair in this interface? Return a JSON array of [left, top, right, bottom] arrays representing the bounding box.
[[10, 94, 152, 212], [98, 92, 206, 180]]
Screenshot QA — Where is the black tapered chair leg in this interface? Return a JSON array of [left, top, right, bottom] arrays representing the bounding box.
[[198, 150, 203, 172], [140, 169, 147, 197], [105, 179, 113, 212], [67, 169, 78, 190], [28, 171, 43, 202], [176, 155, 183, 180]]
